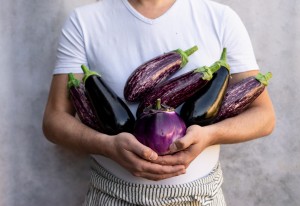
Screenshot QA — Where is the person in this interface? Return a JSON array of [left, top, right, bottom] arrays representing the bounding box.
[[42, 0, 276, 205]]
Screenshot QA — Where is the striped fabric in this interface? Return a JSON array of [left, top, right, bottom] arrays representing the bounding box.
[[83, 158, 226, 206]]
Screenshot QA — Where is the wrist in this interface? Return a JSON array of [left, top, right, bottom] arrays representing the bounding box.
[[202, 124, 219, 147], [93, 132, 114, 157]]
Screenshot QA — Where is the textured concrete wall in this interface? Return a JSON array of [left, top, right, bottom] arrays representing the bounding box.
[[0, 0, 299, 206]]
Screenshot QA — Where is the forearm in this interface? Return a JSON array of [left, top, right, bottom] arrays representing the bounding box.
[[42, 110, 110, 155]]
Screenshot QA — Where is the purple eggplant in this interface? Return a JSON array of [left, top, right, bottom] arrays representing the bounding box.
[[180, 48, 230, 126], [136, 53, 228, 116], [124, 46, 198, 102], [81, 65, 135, 135], [67, 73, 101, 131], [214, 72, 272, 122], [134, 99, 186, 155]]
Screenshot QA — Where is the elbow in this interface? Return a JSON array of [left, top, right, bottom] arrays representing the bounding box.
[[263, 110, 276, 137], [42, 113, 57, 144]]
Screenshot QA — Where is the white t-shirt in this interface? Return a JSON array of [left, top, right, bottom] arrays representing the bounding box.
[[54, 0, 259, 185]]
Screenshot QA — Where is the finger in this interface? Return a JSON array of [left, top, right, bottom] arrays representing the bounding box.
[[127, 138, 159, 161], [154, 153, 184, 166]]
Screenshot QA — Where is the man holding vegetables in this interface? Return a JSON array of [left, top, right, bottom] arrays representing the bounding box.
[[43, 0, 276, 205]]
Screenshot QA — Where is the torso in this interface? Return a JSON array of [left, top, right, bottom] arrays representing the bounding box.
[[57, 0, 257, 184]]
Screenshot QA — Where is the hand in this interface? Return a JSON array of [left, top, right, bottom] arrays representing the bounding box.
[[105, 132, 186, 181], [153, 125, 212, 169]]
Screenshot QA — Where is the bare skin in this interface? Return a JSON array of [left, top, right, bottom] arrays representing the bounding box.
[[43, 0, 275, 181], [128, 0, 176, 19]]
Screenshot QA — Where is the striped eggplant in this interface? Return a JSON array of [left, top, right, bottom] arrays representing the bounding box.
[[214, 72, 272, 123], [81, 65, 135, 135], [180, 48, 230, 126], [124, 45, 198, 102], [136, 54, 228, 117], [67, 73, 101, 131]]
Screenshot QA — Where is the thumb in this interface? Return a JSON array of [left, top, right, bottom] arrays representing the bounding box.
[[169, 132, 194, 153]]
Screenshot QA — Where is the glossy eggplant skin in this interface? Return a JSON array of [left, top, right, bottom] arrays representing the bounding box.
[[214, 72, 272, 123], [82, 66, 135, 135], [134, 100, 186, 155], [136, 69, 209, 117], [124, 46, 198, 102], [136, 49, 228, 117], [180, 66, 230, 126]]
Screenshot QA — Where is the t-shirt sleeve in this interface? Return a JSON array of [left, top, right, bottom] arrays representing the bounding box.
[[221, 7, 259, 74], [53, 10, 87, 74]]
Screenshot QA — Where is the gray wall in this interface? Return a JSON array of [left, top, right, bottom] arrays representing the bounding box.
[[0, 0, 298, 205]]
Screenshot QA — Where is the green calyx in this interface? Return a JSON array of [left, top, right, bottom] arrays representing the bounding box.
[[194, 66, 214, 80], [255, 72, 272, 86], [176, 45, 198, 68], [81, 64, 100, 83], [194, 48, 230, 80], [67, 73, 81, 89]]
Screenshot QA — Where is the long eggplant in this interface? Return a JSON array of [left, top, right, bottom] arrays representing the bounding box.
[[214, 72, 272, 123], [81, 65, 135, 135], [136, 54, 228, 117], [180, 48, 230, 126], [124, 45, 198, 102], [67, 73, 101, 131]]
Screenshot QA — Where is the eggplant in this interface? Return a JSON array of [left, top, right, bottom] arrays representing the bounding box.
[[67, 73, 102, 131], [214, 72, 272, 122], [180, 48, 230, 126], [134, 99, 186, 155], [124, 45, 198, 102], [136, 52, 228, 117], [81, 65, 135, 135]]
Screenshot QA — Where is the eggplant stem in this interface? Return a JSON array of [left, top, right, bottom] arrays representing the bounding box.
[[81, 64, 100, 83], [184, 45, 198, 56], [156, 99, 162, 110], [255, 72, 272, 86], [67, 73, 81, 89], [177, 45, 198, 68]]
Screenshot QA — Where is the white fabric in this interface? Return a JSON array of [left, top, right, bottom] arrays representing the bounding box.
[[54, 0, 259, 185]]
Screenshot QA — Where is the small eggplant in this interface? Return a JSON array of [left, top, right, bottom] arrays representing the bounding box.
[[81, 65, 135, 135], [214, 72, 272, 122], [180, 48, 230, 126], [124, 46, 198, 102], [67, 73, 101, 131], [136, 53, 228, 117], [134, 99, 186, 155]]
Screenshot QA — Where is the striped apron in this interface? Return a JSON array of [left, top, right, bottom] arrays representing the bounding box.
[[83, 158, 226, 206]]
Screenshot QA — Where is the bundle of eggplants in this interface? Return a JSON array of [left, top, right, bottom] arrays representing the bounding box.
[[134, 99, 186, 155], [136, 48, 229, 117], [124, 45, 198, 102]]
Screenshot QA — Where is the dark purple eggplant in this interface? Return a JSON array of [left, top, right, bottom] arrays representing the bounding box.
[[180, 48, 230, 126], [81, 65, 135, 135], [136, 53, 228, 117], [124, 46, 198, 102], [134, 99, 186, 155], [67, 73, 101, 131], [214, 72, 272, 122]]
